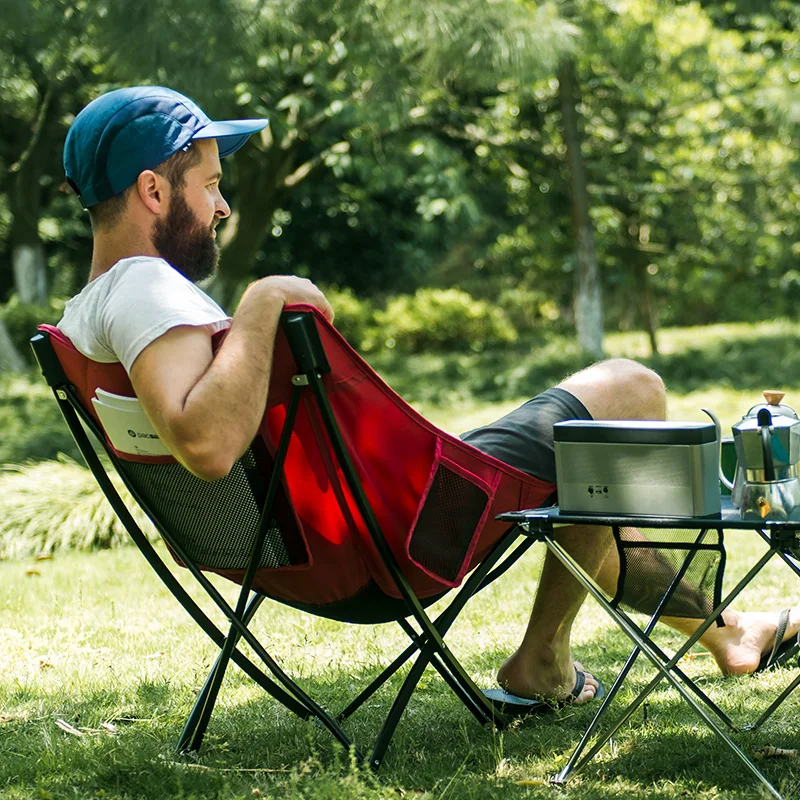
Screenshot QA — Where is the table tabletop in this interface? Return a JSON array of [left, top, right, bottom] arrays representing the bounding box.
[[498, 494, 800, 532]]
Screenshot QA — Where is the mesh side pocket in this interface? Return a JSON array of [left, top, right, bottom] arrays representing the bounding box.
[[119, 449, 305, 571], [408, 464, 489, 583], [613, 526, 725, 620]]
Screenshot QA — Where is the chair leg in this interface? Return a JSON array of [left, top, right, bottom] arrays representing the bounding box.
[[398, 619, 489, 725], [368, 559, 520, 769], [177, 593, 266, 753], [337, 639, 418, 722], [745, 672, 800, 731], [369, 639, 435, 770], [338, 536, 531, 725]]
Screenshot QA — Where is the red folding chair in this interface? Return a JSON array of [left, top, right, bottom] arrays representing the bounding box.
[[30, 305, 554, 767]]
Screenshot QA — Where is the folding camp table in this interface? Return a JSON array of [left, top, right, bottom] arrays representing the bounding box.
[[499, 497, 800, 800]]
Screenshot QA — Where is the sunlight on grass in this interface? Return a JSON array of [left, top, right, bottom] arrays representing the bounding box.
[[2, 536, 800, 799], [604, 319, 800, 359]]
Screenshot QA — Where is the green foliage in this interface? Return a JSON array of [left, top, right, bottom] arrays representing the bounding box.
[[371, 288, 517, 353], [2, 0, 800, 343], [0, 456, 155, 558], [0, 372, 80, 463], [0, 296, 64, 365], [317, 284, 376, 349]]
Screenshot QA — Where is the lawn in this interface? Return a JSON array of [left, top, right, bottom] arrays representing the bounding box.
[[2, 527, 800, 799], [3, 318, 800, 799]]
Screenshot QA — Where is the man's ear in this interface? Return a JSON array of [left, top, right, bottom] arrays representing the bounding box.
[[136, 170, 166, 215]]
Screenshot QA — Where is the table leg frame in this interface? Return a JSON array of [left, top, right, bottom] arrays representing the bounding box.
[[542, 532, 783, 800]]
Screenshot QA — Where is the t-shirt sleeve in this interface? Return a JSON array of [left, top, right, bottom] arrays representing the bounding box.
[[98, 259, 231, 373]]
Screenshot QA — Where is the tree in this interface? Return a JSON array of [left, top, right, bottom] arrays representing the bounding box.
[[203, 0, 579, 307], [1, 0, 103, 305], [558, 58, 604, 357], [0, 317, 25, 372]]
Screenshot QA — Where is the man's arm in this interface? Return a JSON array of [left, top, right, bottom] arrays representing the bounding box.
[[129, 275, 333, 480]]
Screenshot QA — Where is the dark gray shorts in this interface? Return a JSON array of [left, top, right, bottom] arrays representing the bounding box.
[[460, 387, 592, 483]]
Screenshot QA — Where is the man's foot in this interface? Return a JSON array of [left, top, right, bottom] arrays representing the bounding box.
[[484, 666, 605, 715], [495, 650, 601, 705], [698, 607, 800, 675]]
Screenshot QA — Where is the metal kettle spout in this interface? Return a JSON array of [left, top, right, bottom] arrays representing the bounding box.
[[702, 408, 734, 491]]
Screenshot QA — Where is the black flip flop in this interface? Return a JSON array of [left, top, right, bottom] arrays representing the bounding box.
[[482, 667, 606, 717], [755, 608, 800, 672]]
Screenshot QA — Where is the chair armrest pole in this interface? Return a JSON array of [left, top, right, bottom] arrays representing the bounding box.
[[280, 312, 331, 375], [30, 332, 69, 388], [235, 383, 303, 614]]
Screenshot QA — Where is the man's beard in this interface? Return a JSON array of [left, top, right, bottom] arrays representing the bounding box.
[[152, 189, 220, 283]]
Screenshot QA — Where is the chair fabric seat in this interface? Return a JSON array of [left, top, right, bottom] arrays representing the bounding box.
[[39, 306, 554, 609]]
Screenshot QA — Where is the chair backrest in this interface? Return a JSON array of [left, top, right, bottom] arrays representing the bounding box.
[[36, 305, 554, 611]]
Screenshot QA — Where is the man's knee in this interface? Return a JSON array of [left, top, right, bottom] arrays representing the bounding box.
[[558, 358, 666, 420], [601, 358, 665, 395]]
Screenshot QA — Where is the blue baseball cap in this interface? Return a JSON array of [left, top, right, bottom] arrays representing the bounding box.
[[64, 86, 268, 208]]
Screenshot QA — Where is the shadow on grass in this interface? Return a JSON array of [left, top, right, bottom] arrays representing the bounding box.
[[4, 637, 800, 800], [646, 333, 800, 394]]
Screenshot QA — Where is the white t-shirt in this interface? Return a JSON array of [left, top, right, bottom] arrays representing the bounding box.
[[58, 256, 231, 372]]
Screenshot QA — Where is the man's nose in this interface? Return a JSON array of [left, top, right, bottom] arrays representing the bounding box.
[[216, 193, 231, 218]]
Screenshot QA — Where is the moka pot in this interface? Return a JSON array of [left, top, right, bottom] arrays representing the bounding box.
[[703, 391, 800, 521]]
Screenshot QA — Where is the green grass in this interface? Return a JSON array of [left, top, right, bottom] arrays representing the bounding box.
[[1, 536, 800, 799]]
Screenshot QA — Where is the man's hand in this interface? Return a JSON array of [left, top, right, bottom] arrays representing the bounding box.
[[130, 276, 331, 480], [244, 275, 334, 324]]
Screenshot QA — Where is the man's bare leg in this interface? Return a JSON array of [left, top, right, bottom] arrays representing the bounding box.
[[497, 359, 667, 703], [496, 524, 614, 703], [593, 546, 800, 675]]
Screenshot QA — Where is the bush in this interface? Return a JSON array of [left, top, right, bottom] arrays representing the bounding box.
[[1, 297, 65, 365], [0, 457, 156, 558], [371, 288, 518, 353], [318, 284, 377, 350], [496, 286, 569, 336], [0, 373, 81, 463]]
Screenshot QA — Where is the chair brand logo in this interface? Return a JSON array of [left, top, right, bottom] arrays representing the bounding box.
[[128, 429, 160, 440]]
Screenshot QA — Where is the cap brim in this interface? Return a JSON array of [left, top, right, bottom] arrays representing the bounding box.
[[193, 118, 269, 157]]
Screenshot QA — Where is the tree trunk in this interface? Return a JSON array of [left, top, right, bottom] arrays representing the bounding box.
[[12, 242, 48, 306], [0, 317, 26, 372], [637, 261, 659, 356], [558, 60, 604, 358], [212, 145, 297, 309], [7, 87, 61, 307]]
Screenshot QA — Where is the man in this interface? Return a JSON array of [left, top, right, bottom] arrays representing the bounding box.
[[59, 86, 799, 711]]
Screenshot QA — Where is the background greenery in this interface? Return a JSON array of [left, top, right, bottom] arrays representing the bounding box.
[[3, 1, 800, 797], [1, 0, 800, 362]]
